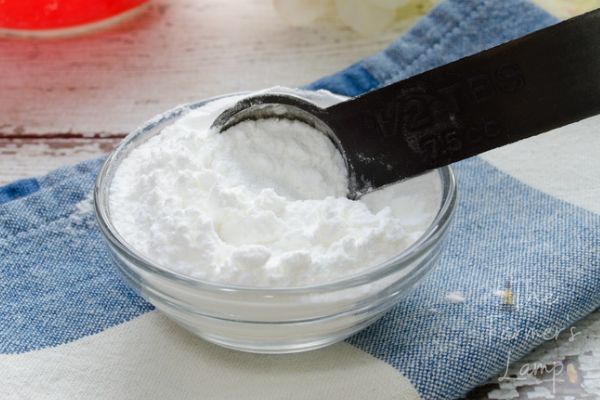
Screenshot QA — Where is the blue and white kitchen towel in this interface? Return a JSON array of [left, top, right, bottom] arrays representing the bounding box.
[[1, 0, 599, 399]]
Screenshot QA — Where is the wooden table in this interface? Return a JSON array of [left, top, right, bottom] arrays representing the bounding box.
[[1, 1, 598, 398]]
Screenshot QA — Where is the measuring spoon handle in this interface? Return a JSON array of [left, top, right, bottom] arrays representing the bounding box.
[[326, 9, 600, 191]]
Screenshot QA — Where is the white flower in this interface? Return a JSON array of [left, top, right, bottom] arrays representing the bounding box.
[[334, 0, 397, 36], [273, 0, 427, 36], [273, 0, 333, 26], [366, 0, 410, 9]]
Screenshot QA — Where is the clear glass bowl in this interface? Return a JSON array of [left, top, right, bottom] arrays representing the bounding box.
[[94, 92, 458, 354]]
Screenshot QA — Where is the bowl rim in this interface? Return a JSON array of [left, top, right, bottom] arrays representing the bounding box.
[[94, 91, 458, 294]]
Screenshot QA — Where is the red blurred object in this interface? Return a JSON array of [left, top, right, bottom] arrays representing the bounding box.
[[0, 0, 149, 31]]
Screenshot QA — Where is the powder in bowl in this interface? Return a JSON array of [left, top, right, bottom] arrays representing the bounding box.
[[109, 89, 441, 288]]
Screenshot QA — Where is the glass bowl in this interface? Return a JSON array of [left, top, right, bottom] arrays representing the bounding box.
[[94, 92, 458, 354], [0, 0, 149, 38]]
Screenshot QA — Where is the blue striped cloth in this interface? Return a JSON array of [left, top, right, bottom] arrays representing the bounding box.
[[2, 1, 599, 399]]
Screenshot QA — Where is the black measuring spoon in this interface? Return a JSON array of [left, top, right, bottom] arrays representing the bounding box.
[[212, 9, 600, 199]]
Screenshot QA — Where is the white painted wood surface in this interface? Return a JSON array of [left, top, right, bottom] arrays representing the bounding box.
[[0, 1, 598, 399], [0, 0, 420, 135]]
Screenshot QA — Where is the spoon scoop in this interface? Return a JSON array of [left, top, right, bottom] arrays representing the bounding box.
[[212, 9, 600, 199]]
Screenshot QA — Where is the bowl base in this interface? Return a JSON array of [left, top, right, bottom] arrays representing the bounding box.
[[167, 310, 388, 354]]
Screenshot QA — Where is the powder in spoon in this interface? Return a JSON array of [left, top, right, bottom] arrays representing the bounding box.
[[109, 90, 441, 287]]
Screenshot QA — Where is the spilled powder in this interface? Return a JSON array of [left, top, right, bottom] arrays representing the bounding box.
[[445, 291, 466, 303]]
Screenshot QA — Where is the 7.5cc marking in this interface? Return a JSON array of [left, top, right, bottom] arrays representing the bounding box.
[[368, 63, 526, 160]]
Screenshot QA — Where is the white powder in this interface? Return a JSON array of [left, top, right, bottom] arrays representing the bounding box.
[[445, 291, 466, 303], [109, 89, 441, 288]]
